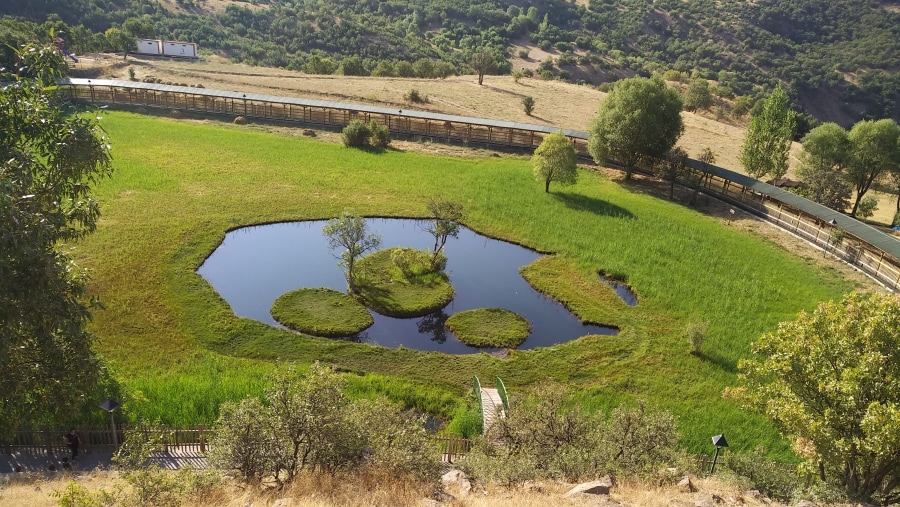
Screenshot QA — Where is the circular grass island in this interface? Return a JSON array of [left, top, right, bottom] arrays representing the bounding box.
[[445, 308, 531, 348], [271, 288, 373, 337], [354, 247, 455, 318]]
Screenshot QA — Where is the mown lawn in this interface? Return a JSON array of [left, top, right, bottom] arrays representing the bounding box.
[[77, 112, 861, 456]]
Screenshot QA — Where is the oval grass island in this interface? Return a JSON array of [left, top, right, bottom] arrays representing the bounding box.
[[271, 288, 374, 337], [354, 247, 455, 318], [445, 308, 531, 348]]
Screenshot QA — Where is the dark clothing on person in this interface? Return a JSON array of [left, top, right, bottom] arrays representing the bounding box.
[[64, 431, 80, 460]]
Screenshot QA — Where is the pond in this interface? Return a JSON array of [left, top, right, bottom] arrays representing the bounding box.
[[197, 219, 617, 354]]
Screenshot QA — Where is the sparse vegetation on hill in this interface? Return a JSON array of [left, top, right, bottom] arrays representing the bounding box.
[[1, 0, 898, 124]]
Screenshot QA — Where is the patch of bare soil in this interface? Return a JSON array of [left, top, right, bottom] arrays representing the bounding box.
[[72, 54, 899, 227]]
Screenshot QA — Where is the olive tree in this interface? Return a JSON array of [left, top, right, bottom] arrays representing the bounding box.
[[729, 292, 900, 504], [0, 43, 112, 434], [588, 76, 684, 180], [739, 86, 796, 180], [322, 210, 381, 294], [653, 146, 689, 200], [532, 130, 577, 193], [845, 119, 900, 217]]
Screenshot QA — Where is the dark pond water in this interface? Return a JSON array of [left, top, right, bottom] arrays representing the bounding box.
[[197, 219, 617, 354], [598, 275, 638, 306]]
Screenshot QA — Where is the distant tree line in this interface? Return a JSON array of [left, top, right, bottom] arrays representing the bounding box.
[[1, 0, 897, 124]]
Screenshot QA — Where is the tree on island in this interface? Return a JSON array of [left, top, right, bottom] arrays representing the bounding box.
[[588, 76, 684, 180], [728, 292, 900, 505], [739, 85, 796, 180], [422, 195, 464, 270], [532, 130, 578, 193], [322, 210, 381, 294], [1, 42, 113, 433]]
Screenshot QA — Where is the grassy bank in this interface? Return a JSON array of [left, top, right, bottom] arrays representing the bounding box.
[[77, 112, 861, 455]]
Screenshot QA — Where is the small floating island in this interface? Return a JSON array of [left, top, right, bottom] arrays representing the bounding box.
[[445, 308, 531, 348], [271, 288, 373, 337]]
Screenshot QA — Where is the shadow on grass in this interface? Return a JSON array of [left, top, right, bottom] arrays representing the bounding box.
[[552, 191, 635, 219], [694, 350, 738, 374]]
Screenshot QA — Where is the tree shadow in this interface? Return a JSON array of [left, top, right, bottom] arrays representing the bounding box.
[[693, 351, 738, 374], [551, 191, 635, 219], [416, 309, 451, 343]]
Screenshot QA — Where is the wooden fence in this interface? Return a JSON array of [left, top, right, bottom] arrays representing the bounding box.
[[1, 425, 212, 456], [60, 79, 591, 156], [695, 171, 900, 291], [436, 434, 472, 463]]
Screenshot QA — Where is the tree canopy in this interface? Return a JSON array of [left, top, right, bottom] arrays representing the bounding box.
[[588, 76, 683, 180], [796, 123, 853, 211], [845, 119, 900, 217], [322, 210, 381, 294], [739, 85, 796, 180], [532, 130, 578, 193], [0, 43, 113, 433], [730, 292, 900, 504]]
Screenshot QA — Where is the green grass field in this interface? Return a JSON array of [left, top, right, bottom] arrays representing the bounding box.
[[77, 111, 863, 456]]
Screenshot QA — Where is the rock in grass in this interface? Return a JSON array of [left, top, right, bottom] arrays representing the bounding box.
[[271, 288, 373, 337], [445, 308, 530, 348]]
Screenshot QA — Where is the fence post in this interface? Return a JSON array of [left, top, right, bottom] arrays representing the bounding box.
[[42, 426, 53, 456], [199, 424, 206, 453]]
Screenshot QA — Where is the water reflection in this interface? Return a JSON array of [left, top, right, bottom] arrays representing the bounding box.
[[198, 219, 617, 353]]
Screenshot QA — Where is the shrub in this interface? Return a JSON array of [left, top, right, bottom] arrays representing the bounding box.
[[723, 447, 801, 501], [522, 96, 535, 115], [341, 119, 371, 148], [369, 120, 391, 148], [856, 195, 878, 219], [517, 49, 530, 59], [685, 317, 708, 355], [404, 88, 427, 103], [512, 69, 525, 83]]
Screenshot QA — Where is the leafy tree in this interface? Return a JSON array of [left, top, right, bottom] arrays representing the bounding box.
[[0, 43, 112, 434], [682, 78, 713, 112], [845, 119, 900, 217], [653, 146, 689, 200], [729, 292, 900, 505], [422, 195, 464, 270], [588, 76, 684, 180], [341, 119, 370, 148], [470, 48, 497, 85], [322, 210, 381, 293], [796, 123, 853, 211], [532, 130, 578, 193], [304, 55, 336, 75], [739, 85, 796, 180]]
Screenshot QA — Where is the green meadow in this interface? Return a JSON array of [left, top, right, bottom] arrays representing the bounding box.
[[78, 111, 861, 456]]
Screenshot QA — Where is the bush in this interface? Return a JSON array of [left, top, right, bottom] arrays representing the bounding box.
[[685, 317, 708, 355], [522, 96, 535, 115], [369, 120, 391, 148], [404, 88, 427, 103], [723, 447, 802, 501], [342, 119, 371, 148], [856, 195, 878, 219], [517, 49, 530, 59], [210, 363, 442, 485]]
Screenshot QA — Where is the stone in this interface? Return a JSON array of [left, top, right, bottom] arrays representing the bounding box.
[[422, 499, 443, 507], [794, 501, 817, 507], [234, 116, 248, 125], [677, 475, 697, 493], [441, 469, 472, 498], [695, 500, 714, 507], [745, 491, 761, 499], [272, 498, 293, 507], [564, 477, 613, 497], [302, 129, 317, 137]]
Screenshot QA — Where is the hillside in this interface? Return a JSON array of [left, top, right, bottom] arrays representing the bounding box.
[[2, 0, 898, 125]]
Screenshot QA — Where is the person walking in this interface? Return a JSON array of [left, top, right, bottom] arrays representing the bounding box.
[[63, 428, 80, 460]]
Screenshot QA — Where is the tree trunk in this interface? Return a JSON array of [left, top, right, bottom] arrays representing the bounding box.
[[545, 179, 550, 193], [478, 72, 484, 85]]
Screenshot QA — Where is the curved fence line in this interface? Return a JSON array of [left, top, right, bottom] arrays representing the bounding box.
[[59, 79, 900, 291]]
